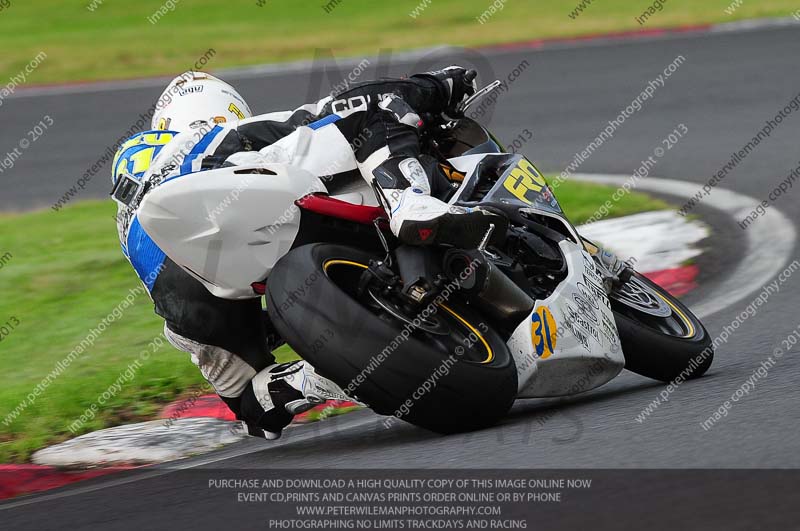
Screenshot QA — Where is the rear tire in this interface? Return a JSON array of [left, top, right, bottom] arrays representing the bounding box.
[[265, 243, 518, 433], [612, 273, 713, 382]]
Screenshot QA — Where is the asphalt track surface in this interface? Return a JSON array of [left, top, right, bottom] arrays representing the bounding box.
[[3, 24, 800, 530]]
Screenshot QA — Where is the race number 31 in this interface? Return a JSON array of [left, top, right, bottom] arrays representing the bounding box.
[[531, 306, 558, 359]]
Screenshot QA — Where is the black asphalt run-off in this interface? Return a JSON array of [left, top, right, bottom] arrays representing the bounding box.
[[3, 24, 800, 530]]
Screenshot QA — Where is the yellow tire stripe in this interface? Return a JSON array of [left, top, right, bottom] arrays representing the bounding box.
[[322, 259, 369, 273], [439, 303, 494, 364], [655, 291, 696, 339]]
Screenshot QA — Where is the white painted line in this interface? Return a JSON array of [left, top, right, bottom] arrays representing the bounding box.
[[577, 210, 709, 273], [710, 17, 800, 34], [31, 418, 247, 468], [0, 411, 383, 511], [573, 174, 797, 319]]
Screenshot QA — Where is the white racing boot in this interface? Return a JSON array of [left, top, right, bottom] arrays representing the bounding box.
[[379, 158, 507, 249], [250, 361, 356, 439]]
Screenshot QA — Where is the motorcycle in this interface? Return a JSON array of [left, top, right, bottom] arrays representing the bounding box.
[[138, 81, 714, 434]]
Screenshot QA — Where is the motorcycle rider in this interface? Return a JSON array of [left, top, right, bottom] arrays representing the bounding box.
[[112, 67, 506, 439]]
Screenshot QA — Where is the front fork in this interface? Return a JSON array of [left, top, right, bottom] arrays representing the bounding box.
[[581, 237, 634, 293]]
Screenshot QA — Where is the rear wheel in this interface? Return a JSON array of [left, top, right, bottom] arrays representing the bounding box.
[[611, 272, 713, 382], [265, 243, 518, 433]]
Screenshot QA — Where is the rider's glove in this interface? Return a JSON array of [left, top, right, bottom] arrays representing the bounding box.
[[412, 66, 478, 116]]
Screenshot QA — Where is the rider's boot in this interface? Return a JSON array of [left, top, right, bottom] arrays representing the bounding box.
[[247, 361, 355, 440], [374, 156, 507, 249]]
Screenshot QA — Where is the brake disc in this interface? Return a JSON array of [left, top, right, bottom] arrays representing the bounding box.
[[610, 276, 672, 318]]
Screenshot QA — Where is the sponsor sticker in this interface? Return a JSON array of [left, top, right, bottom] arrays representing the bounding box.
[[177, 85, 204, 96], [531, 306, 558, 359]]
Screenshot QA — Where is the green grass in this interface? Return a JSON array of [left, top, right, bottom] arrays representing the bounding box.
[[553, 179, 669, 222], [0, 0, 797, 83], [0, 181, 665, 463], [0, 200, 298, 463]]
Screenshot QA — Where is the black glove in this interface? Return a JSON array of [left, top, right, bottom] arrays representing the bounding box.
[[412, 66, 478, 116]]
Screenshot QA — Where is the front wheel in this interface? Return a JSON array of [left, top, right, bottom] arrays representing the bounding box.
[[611, 272, 713, 382], [265, 243, 518, 434]]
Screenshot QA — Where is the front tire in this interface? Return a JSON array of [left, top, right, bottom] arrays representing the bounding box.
[[265, 243, 518, 433], [611, 272, 713, 382]]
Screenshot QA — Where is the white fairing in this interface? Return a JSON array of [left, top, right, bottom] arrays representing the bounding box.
[[512, 240, 625, 398], [447, 152, 625, 397], [137, 164, 325, 299]]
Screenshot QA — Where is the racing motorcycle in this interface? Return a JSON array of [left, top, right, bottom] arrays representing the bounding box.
[[138, 81, 714, 434]]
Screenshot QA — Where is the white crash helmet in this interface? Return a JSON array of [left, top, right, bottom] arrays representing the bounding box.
[[151, 71, 253, 132]]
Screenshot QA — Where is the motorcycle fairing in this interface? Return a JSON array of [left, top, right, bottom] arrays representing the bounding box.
[[484, 155, 563, 215], [138, 163, 326, 299], [512, 240, 625, 398], [447, 154, 562, 215], [428, 152, 625, 397]]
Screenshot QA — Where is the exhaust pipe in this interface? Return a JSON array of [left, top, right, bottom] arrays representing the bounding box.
[[443, 249, 534, 324]]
